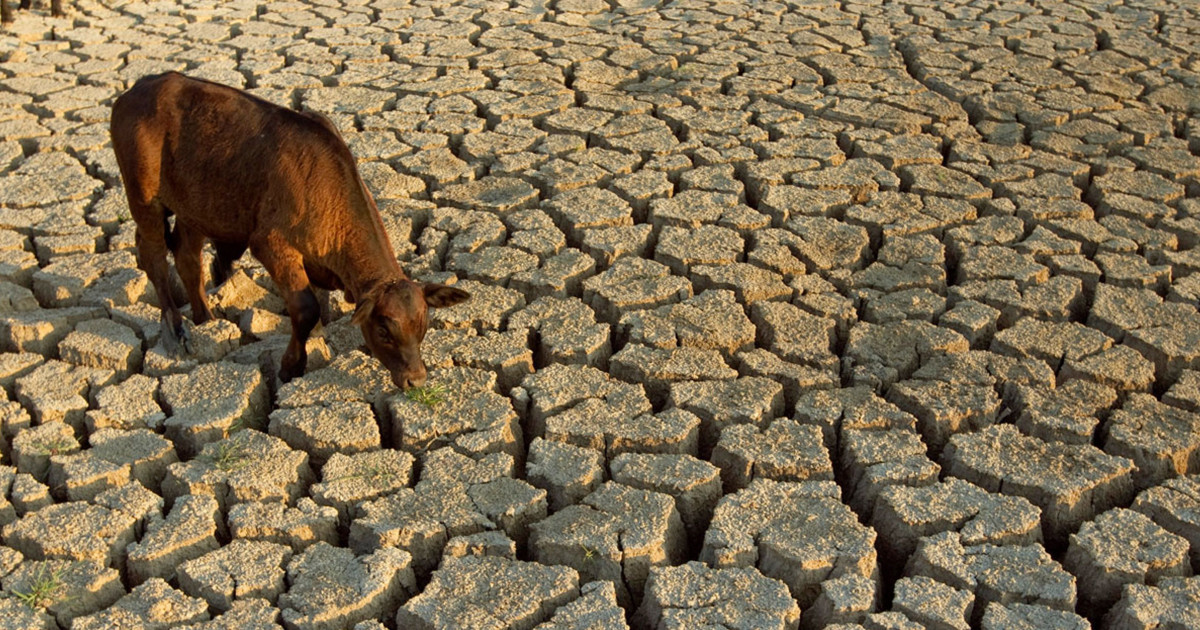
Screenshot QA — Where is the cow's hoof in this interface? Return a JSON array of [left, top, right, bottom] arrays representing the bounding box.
[[278, 359, 305, 384], [160, 317, 195, 357], [177, 325, 194, 355]]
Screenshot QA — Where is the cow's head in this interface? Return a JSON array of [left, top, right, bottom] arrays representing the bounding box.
[[352, 280, 470, 390]]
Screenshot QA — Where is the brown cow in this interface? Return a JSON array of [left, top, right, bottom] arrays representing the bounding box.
[[109, 72, 469, 389]]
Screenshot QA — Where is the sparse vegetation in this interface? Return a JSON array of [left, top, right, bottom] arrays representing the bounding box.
[[205, 441, 250, 472], [9, 565, 64, 610], [362, 463, 399, 482], [405, 383, 449, 408], [30, 436, 75, 457], [226, 415, 250, 435]]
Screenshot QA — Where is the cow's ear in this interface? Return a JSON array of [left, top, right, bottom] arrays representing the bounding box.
[[351, 295, 375, 325], [423, 283, 470, 308]]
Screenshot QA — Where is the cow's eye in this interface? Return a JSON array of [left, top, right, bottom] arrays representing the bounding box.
[[376, 326, 392, 342]]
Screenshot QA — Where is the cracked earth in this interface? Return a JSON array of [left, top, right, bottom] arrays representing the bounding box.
[[1, 0, 1200, 628]]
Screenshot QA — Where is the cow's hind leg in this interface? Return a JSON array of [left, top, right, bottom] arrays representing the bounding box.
[[251, 237, 319, 382], [210, 240, 248, 288], [173, 224, 214, 325], [131, 200, 189, 352]]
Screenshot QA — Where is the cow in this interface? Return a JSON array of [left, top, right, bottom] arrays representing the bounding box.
[[109, 72, 469, 389], [1, 0, 64, 23]]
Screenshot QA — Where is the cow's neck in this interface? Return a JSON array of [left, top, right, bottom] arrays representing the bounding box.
[[330, 216, 405, 303], [319, 158, 407, 303], [335, 242, 405, 303]]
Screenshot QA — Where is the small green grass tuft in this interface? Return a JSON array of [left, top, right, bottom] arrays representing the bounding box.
[[580, 544, 598, 563], [362, 463, 398, 482], [31, 436, 75, 457], [9, 565, 64, 610], [205, 441, 250, 472], [404, 383, 449, 407], [226, 415, 250, 435]]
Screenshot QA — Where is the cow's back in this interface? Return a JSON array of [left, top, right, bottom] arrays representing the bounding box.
[[110, 72, 351, 245]]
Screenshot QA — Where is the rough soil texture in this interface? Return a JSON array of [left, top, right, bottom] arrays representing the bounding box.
[[1, 0, 1200, 628]]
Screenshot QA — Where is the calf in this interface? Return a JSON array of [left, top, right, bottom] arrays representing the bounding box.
[[1, 0, 64, 23], [109, 72, 469, 389]]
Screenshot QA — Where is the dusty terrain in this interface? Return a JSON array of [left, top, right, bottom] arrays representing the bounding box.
[[1, 0, 1199, 628]]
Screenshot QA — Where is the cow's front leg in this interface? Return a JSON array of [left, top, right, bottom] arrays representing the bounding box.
[[279, 287, 320, 382], [250, 238, 318, 383]]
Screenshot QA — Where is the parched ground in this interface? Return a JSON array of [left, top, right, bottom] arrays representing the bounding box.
[[1, 0, 1199, 628]]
